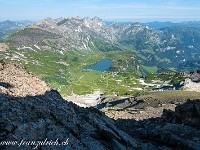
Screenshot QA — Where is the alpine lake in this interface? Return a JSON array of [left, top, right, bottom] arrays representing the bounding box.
[[84, 59, 113, 72]]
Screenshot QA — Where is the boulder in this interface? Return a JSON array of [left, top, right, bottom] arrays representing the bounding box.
[[175, 99, 200, 128]]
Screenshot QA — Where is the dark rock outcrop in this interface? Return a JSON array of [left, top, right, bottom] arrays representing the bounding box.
[[175, 99, 200, 128], [116, 99, 200, 150], [0, 90, 140, 150]]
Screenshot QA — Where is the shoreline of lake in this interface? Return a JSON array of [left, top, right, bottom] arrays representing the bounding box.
[[84, 58, 113, 72]]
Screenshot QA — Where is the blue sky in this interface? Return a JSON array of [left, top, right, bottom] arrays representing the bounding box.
[[0, 0, 200, 22]]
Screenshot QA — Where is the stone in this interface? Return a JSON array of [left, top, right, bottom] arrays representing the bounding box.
[[175, 99, 200, 128], [112, 139, 127, 150], [195, 101, 200, 117]]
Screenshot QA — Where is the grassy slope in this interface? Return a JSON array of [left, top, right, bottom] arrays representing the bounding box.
[[137, 91, 200, 108], [5, 46, 187, 96], [4, 26, 146, 96], [7, 48, 142, 96], [5, 26, 195, 96], [145, 72, 186, 84]]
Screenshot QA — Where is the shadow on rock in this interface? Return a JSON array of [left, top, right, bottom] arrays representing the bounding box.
[[0, 82, 13, 88], [116, 99, 200, 150], [0, 90, 140, 150], [97, 97, 143, 110], [0, 72, 200, 150]]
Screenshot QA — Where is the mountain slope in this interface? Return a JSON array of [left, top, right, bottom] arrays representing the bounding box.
[[0, 20, 30, 42], [117, 25, 200, 72], [2, 17, 200, 95], [1, 61, 200, 150], [6, 17, 200, 72], [0, 62, 140, 150], [3, 17, 144, 96], [7, 17, 125, 52]]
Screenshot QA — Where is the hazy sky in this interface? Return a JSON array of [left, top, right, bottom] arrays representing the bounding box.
[[0, 0, 200, 22]]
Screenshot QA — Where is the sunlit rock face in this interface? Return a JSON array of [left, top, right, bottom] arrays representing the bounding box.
[[0, 61, 50, 97]]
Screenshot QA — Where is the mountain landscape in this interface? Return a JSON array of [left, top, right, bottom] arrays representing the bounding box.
[[5, 17, 200, 72], [0, 61, 200, 150], [1, 17, 200, 96], [0, 16, 200, 150]]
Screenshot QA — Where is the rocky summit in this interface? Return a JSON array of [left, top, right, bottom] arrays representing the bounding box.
[[1, 62, 200, 150]]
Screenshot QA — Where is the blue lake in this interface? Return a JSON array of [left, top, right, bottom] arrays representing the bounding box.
[[84, 59, 113, 72]]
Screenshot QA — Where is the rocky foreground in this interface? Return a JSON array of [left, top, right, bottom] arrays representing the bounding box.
[[116, 99, 200, 150], [0, 61, 50, 97], [0, 62, 140, 150], [0, 62, 200, 150]]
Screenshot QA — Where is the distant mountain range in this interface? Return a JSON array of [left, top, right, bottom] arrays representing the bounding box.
[[105, 21, 200, 30], [0, 20, 32, 42], [142, 21, 200, 29], [4, 17, 199, 72]]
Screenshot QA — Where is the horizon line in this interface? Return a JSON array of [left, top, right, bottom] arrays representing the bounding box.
[[0, 17, 200, 23]]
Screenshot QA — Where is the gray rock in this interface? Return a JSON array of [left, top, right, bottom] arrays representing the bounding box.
[[195, 101, 200, 117]]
